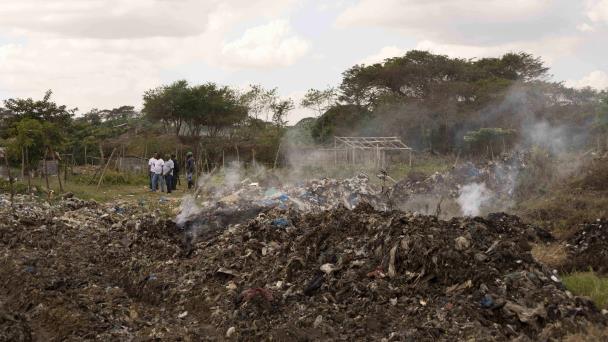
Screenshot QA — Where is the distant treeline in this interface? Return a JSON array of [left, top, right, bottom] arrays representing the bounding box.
[[1, 50, 607, 172]]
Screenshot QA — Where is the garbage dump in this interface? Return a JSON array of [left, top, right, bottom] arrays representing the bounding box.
[[565, 218, 608, 275], [1, 193, 606, 341], [391, 152, 528, 216]]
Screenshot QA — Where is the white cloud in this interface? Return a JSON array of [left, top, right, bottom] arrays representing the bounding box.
[[577, 22, 596, 32], [0, 0, 302, 111], [566, 70, 608, 90], [586, 0, 608, 24], [359, 36, 581, 69], [221, 20, 311, 69], [336, 0, 555, 45], [358, 46, 407, 65], [415, 37, 580, 64]]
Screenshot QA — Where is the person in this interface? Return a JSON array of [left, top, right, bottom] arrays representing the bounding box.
[[162, 154, 174, 194], [186, 152, 195, 189], [148, 153, 158, 190], [151, 155, 164, 192], [171, 154, 180, 191]]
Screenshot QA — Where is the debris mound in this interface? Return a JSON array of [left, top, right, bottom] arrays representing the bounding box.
[[565, 219, 608, 274], [0, 194, 605, 340]]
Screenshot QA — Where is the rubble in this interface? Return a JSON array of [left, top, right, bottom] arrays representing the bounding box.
[[565, 218, 608, 274], [0, 193, 605, 340]]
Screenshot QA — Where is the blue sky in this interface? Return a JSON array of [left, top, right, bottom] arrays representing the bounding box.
[[0, 0, 607, 123]]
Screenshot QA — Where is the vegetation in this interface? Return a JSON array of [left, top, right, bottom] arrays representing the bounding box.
[[1, 50, 607, 173], [563, 272, 608, 309]]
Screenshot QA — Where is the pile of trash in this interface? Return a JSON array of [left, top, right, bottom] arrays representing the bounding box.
[[565, 219, 608, 274], [1, 193, 605, 340], [184, 173, 385, 231]]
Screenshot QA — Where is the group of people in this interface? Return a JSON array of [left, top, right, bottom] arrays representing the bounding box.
[[148, 152, 196, 193]]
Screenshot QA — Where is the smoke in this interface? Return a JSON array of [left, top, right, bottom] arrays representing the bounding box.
[[522, 121, 568, 155], [224, 161, 242, 189], [175, 195, 202, 226], [457, 182, 491, 217]]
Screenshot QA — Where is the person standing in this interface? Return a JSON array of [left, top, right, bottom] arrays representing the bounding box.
[[171, 154, 180, 191], [162, 154, 174, 194], [152, 155, 164, 192], [186, 152, 195, 189], [148, 153, 158, 190]]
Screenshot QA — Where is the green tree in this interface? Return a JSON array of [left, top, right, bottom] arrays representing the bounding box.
[[4, 90, 78, 127], [142, 80, 190, 135], [300, 87, 337, 117]]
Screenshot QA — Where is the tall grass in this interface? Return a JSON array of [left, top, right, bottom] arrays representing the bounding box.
[[562, 272, 608, 309]]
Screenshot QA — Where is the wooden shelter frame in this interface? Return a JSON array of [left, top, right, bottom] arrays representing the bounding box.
[[333, 136, 413, 168]]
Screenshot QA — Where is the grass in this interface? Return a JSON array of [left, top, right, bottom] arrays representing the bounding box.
[[531, 243, 568, 269], [9, 175, 186, 218], [516, 189, 608, 238], [562, 272, 608, 309]]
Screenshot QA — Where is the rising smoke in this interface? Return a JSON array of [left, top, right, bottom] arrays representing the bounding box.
[[457, 182, 491, 216]]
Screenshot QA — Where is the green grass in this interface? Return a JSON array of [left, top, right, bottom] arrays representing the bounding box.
[[562, 272, 608, 309]]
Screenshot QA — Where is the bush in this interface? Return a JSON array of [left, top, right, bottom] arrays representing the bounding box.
[[562, 272, 608, 309], [0, 178, 31, 194]]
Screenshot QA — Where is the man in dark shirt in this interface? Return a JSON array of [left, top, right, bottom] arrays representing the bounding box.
[[186, 152, 195, 189], [171, 154, 180, 190]]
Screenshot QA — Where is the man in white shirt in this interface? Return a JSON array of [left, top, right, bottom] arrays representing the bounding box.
[[151, 155, 164, 192], [148, 153, 158, 190], [162, 154, 174, 194]]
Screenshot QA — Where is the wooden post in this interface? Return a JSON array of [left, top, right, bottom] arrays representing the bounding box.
[[273, 142, 282, 169], [235, 144, 240, 164], [21, 146, 25, 179], [43, 148, 50, 199], [26, 146, 31, 194], [3, 149, 14, 207], [84, 145, 87, 166], [409, 150, 413, 168], [252, 148, 256, 166], [222, 150, 225, 169], [97, 148, 116, 190], [50, 147, 63, 193], [334, 138, 337, 166]]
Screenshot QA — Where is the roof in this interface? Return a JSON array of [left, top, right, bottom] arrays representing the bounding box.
[[334, 136, 412, 150]]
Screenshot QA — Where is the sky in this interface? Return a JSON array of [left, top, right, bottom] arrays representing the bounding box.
[[0, 0, 607, 124]]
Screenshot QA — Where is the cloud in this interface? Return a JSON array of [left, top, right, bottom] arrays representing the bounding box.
[[358, 46, 407, 65], [336, 0, 564, 45], [566, 70, 608, 90], [0, 0, 301, 111], [586, 0, 608, 24], [359, 36, 581, 68], [577, 23, 596, 32], [415, 37, 581, 64], [221, 20, 311, 69]]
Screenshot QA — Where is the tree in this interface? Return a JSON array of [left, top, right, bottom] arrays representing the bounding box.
[[241, 84, 278, 122], [271, 99, 294, 128], [142, 80, 190, 135], [300, 87, 337, 117], [1, 90, 75, 137]]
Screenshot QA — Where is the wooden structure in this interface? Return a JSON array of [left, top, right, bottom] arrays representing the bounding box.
[[334, 136, 412, 168], [288, 137, 413, 169]]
